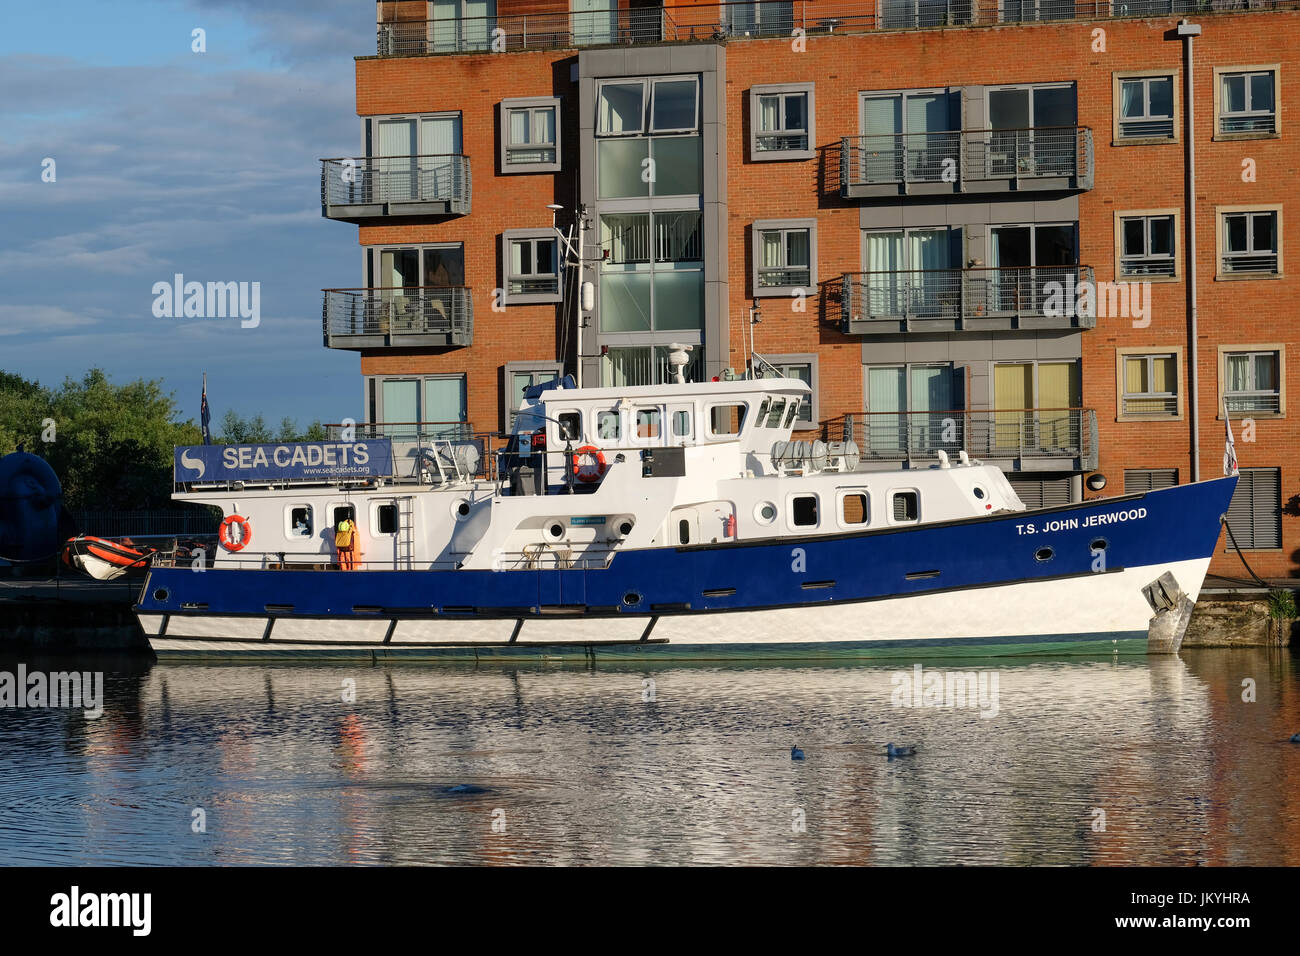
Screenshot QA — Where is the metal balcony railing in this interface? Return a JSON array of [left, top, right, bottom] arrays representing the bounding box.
[[1120, 394, 1179, 416], [326, 421, 477, 441], [320, 155, 470, 219], [322, 287, 474, 348], [840, 265, 1097, 332], [1220, 253, 1279, 274], [840, 127, 1093, 193], [832, 407, 1097, 465], [372, 1, 1288, 57]]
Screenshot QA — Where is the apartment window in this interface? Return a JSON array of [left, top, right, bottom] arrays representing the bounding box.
[[1115, 73, 1175, 141], [1124, 469, 1177, 493], [367, 113, 463, 202], [1222, 348, 1283, 415], [1215, 67, 1278, 137], [598, 77, 699, 136], [1225, 468, 1281, 550], [1218, 208, 1280, 277], [603, 345, 704, 388], [371, 375, 468, 439], [502, 230, 561, 304], [761, 354, 818, 427], [599, 211, 703, 334], [1118, 351, 1180, 419], [859, 89, 959, 184], [499, 98, 560, 173], [753, 220, 816, 296], [1118, 213, 1177, 278], [750, 84, 815, 160], [503, 362, 563, 429]]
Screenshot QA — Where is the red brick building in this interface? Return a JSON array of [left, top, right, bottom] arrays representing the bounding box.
[[322, 1, 1300, 575]]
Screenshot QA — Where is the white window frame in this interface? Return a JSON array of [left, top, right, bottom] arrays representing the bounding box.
[[1219, 345, 1285, 417], [1113, 71, 1177, 144], [752, 219, 817, 298], [762, 353, 819, 429], [1213, 66, 1280, 139], [285, 504, 315, 541], [1116, 210, 1178, 280], [501, 229, 562, 304], [1116, 348, 1182, 421], [1216, 206, 1282, 279], [502, 362, 563, 430], [499, 97, 561, 173], [750, 83, 815, 161]]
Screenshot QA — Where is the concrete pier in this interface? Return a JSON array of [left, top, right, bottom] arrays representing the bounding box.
[[1183, 575, 1296, 648]]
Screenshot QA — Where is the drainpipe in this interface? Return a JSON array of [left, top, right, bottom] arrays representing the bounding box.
[[1177, 19, 1202, 482]]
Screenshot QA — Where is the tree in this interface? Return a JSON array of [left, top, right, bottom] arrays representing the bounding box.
[[1, 368, 202, 510], [218, 411, 327, 443]]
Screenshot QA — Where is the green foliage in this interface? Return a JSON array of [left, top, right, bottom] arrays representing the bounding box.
[[1267, 589, 1296, 620], [218, 411, 326, 444], [1, 368, 201, 510]]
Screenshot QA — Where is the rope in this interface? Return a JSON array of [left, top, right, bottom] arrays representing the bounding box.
[[1221, 517, 1271, 589]]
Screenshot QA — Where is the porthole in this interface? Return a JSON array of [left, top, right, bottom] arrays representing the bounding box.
[[618, 520, 634, 536], [973, 486, 985, 500], [548, 523, 565, 540], [457, 501, 470, 517], [1034, 546, 1055, 563], [623, 591, 642, 606], [450, 498, 472, 520], [153, 588, 170, 602], [1090, 538, 1108, 553], [754, 501, 778, 525]]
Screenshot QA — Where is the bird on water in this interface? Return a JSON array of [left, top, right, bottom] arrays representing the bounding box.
[[791, 746, 805, 761]]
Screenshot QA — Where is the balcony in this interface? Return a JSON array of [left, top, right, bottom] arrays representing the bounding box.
[[322, 287, 474, 349], [840, 265, 1096, 334], [840, 127, 1092, 198], [371, 1, 1282, 57], [320, 155, 471, 221], [834, 407, 1098, 472]]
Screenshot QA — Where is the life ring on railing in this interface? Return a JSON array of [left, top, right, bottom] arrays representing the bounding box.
[[571, 445, 608, 483], [218, 515, 252, 552]]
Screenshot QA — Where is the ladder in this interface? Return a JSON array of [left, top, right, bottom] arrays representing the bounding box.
[[395, 495, 416, 570]]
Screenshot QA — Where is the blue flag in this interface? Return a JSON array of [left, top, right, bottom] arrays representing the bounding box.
[[200, 373, 211, 445]]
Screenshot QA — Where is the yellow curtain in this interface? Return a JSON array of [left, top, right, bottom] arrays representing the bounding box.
[[994, 363, 1032, 449], [1037, 362, 1078, 447]]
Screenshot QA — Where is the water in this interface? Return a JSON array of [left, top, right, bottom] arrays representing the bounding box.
[[1, 648, 1297, 865]]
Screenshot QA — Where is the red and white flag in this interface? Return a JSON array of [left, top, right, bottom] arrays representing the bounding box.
[[1223, 400, 1239, 477]]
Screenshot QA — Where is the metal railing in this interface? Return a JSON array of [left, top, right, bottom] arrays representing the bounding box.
[[372, 1, 1288, 56], [327, 421, 476, 441], [320, 154, 470, 213], [840, 126, 1092, 191], [70, 510, 219, 537], [840, 265, 1096, 329], [1220, 253, 1279, 274], [322, 286, 474, 346], [1120, 394, 1179, 416], [832, 407, 1096, 462]]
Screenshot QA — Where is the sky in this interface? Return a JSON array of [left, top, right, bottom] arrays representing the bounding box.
[[0, 0, 377, 430]]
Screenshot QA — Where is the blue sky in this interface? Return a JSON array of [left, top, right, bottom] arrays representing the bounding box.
[[0, 0, 378, 430]]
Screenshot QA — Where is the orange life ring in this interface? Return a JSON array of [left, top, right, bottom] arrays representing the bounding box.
[[218, 514, 252, 552], [571, 445, 608, 483]]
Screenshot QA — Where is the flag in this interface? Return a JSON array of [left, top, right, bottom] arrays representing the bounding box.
[[201, 372, 211, 446], [1223, 399, 1238, 477]]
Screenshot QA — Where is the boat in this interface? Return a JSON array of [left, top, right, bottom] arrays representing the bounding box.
[[133, 363, 1236, 660], [63, 535, 157, 581]]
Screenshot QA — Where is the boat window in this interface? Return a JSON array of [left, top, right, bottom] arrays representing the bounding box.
[[333, 505, 355, 526], [764, 399, 786, 428], [672, 410, 692, 438], [678, 519, 691, 544], [792, 494, 819, 527], [708, 403, 747, 436], [288, 505, 312, 538], [892, 491, 919, 522], [557, 411, 581, 441], [375, 503, 398, 535], [636, 408, 661, 439], [756, 398, 771, 426], [783, 403, 800, 429], [597, 410, 621, 440], [840, 492, 869, 526]]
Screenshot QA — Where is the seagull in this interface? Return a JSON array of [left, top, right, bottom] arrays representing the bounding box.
[[885, 743, 917, 758], [791, 746, 805, 761]]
